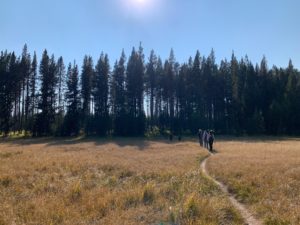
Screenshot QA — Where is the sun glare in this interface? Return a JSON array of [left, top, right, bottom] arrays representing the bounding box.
[[130, 0, 148, 7], [121, 0, 162, 19]]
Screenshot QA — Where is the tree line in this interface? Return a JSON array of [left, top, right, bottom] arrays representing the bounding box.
[[0, 44, 299, 137]]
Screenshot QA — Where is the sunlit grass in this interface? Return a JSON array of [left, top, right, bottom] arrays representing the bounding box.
[[207, 137, 300, 225], [0, 138, 243, 225]]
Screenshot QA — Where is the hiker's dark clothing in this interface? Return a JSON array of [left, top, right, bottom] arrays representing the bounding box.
[[198, 130, 203, 146], [202, 131, 208, 149], [208, 134, 214, 152]]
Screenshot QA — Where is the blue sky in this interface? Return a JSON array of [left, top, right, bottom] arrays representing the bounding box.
[[1, 0, 299, 69]]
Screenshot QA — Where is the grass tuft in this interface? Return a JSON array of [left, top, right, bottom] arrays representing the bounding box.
[[183, 194, 200, 220], [142, 183, 155, 205], [0, 176, 12, 187], [69, 181, 82, 202]]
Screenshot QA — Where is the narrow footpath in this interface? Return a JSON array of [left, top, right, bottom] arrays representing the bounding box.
[[200, 152, 262, 225]]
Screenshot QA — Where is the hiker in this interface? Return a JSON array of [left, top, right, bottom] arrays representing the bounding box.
[[205, 130, 210, 149], [208, 130, 214, 152], [202, 130, 208, 149], [198, 129, 203, 146], [206, 130, 211, 149]]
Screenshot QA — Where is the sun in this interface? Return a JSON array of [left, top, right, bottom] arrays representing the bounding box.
[[121, 0, 163, 19]]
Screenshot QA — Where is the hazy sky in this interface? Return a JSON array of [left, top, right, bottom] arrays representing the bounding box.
[[1, 0, 299, 68]]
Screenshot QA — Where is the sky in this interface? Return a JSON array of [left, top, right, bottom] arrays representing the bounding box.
[[1, 0, 300, 69]]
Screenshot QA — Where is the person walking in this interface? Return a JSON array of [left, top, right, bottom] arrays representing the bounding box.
[[202, 130, 207, 149], [198, 129, 203, 146], [208, 130, 214, 152], [205, 130, 210, 149]]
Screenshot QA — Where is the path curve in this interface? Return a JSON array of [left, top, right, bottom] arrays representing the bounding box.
[[200, 152, 262, 225]]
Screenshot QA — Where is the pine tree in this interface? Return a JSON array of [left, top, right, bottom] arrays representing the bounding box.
[[81, 55, 94, 134], [230, 52, 242, 134], [56, 56, 66, 113], [126, 45, 145, 135], [28, 52, 37, 134], [36, 50, 57, 136], [0, 52, 18, 135], [145, 50, 157, 129], [20, 44, 31, 133], [111, 51, 127, 136], [64, 63, 80, 136], [93, 53, 110, 135], [285, 60, 300, 134]]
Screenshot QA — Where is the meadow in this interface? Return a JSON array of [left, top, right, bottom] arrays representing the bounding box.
[[207, 137, 300, 225], [0, 137, 243, 225]]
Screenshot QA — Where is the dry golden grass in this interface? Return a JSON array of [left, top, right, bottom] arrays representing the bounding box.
[[207, 137, 300, 225], [0, 137, 243, 225]]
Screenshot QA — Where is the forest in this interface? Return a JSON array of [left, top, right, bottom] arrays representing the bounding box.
[[0, 44, 299, 137]]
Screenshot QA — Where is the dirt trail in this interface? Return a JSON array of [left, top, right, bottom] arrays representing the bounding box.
[[200, 152, 262, 225]]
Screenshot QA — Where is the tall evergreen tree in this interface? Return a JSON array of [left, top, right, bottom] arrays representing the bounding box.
[[20, 44, 31, 133], [126, 45, 145, 135], [145, 50, 157, 129], [36, 50, 57, 136], [0, 52, 18, 135], [111, 51, 127, 136], [81, 55, 94, 134], [56, 56, 66, 113], [285, 60, 300, 134], [64, 63, 80, 135], [93, 53, 110, 135]]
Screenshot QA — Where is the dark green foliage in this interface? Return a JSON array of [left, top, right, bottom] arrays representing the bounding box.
[[145, 50, 157, 129], [35, 51, 57, 136], [111, 51, 127, 136], [126, 45, 146, 136], [0, 52, 17, 135], [81, 56, 94, 134], [0, 44, 299, 136], [63, 63, 80, 136], [93, 53, 110, 135]]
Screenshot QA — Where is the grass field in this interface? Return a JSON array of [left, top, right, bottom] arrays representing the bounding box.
[[0, 137, 243, 225], [207, 137, 300, 225]]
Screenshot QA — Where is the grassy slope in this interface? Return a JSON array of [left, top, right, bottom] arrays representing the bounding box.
[[0, 138, 243, 225], [207, 137, 300, 225]]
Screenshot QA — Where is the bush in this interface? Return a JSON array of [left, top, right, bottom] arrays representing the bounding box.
[[145, 126, 160, 138]]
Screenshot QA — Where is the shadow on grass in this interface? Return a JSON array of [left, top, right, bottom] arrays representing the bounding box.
[[1, 135, 299, 151], [0, 136, 188, 150]]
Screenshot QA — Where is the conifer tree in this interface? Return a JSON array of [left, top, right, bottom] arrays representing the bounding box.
[[94, 53, 110, 135], [126, 45, 145, 135], [81, 55, 94, 134], [36, 50, 57, 136], [64, 63, 80, 135], [111, 51, 127, 136], [20, 44, 31, 133], [145, 50, 157, 129]]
